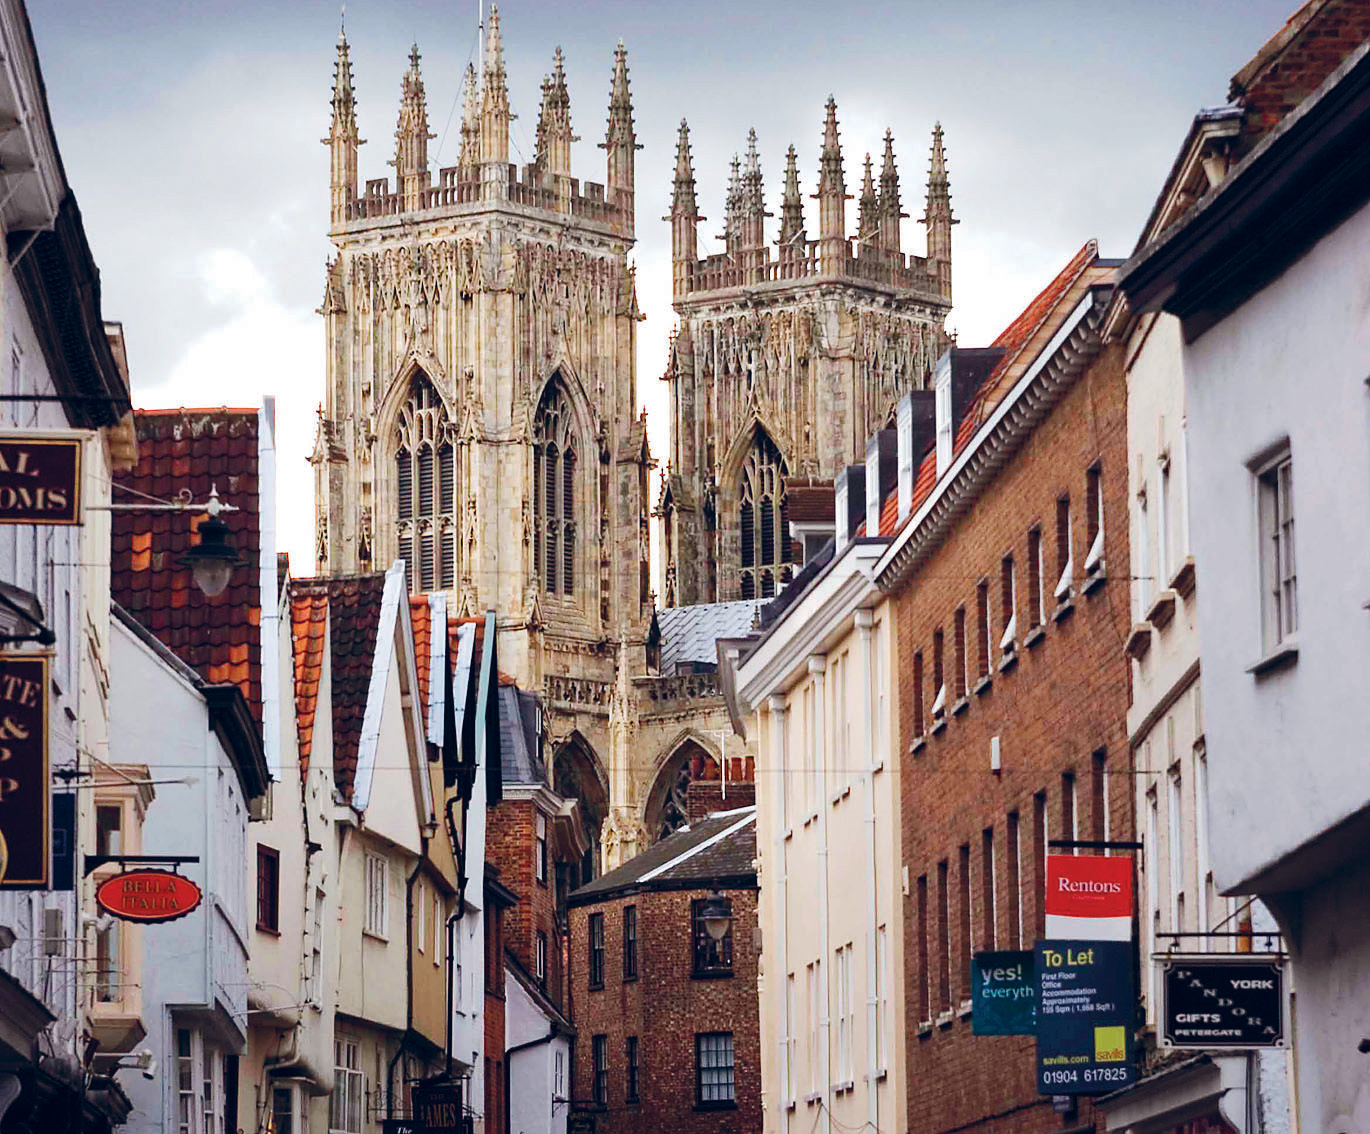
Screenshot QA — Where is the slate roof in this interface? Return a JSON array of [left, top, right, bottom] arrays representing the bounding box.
[[289, 579, 329, 775], [325, 572, 387, 801], [568, 807, 757, 906], [656, 600, 763, 675], [111, 408, 263, 725], [498, 684, 544, 787]]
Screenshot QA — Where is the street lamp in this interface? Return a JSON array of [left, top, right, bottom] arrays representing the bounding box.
[[0, 580, 55, 645], [699, 892, 733, 942], [177, 487, 242, 598]]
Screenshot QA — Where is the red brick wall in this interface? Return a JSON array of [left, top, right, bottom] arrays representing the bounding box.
[[487, 798, 569, 1012], [568, 887, 761, 1134], [485, 900, 507, 1134], [686, 780, 756, 824], [894, 343, 1133, 1133]]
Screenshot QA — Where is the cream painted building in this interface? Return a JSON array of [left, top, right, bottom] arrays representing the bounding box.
[[1099, 102, 1293, 1134], [727, 474, 904, 1134]]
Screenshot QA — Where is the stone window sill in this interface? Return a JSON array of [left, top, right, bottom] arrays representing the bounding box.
[[952, 696, 970, 717], [1170, 557, 1196, 599], [1247, 639, 1299, 677], [1082, 568, 1106, 596], [833, 1080, 855, 1095], [973, 674, 992, 696], [1124, 622, 1152, 660], [1052, 597, 1075, 623], [931, 717, 947, 736], [957, 998, 973, 1019], [936, 1009, 955, 1029], [998, 649, 1018, 673], [910, 736, 927, 755], [917, 1019, 933, 1038], [1024, 626, 1046, 649], [1146, 589, 1178, 630]]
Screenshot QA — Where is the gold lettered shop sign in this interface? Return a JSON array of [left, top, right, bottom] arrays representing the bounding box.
[[96, 869, 203, 925], [0, 434, 82, 525], [0, 655, 49, 888]]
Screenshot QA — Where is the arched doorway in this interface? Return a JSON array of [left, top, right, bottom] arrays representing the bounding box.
[[552, 735, 607, 882]]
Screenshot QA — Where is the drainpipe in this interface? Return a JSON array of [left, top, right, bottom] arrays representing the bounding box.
[[396, 854, 422, 1119], [809, 654, 831, 1134], [767, 695, 790, 1117], [855, 609, 879, 1134]]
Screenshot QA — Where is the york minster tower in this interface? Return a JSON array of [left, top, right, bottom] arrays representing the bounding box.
[[661, 106, 955, 606]]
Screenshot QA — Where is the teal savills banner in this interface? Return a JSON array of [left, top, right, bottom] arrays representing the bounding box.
[[972, 950, 1036, 1036]]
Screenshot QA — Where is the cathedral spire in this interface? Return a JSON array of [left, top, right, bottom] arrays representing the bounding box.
[[479, 4, 510, 168], [669, 119, 701, 298], [778, 144, 806, 252], [878, 129, 905, 252], [393, 43, 434, 211], [536, 47, 575, 186], [603, 40, 638, 229], [324, 26, 364, 228], [458, 62, 480, 168], [723, 154, 743, 252], [921, 121, 956, 300], [858, 153, 878, 244], [815, 97, 849, 273], [741, 129, 768, 251]]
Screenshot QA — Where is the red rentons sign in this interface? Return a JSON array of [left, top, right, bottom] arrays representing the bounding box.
[[96, 869, 203, 924], [0, 436, 82, 525], [1045, 854, 1134, 941]]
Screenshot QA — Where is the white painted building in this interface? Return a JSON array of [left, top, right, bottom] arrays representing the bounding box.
[[1121, 39, 1370, 1134]]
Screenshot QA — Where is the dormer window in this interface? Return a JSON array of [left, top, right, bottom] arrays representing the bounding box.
[[935, 365, 953, 477]]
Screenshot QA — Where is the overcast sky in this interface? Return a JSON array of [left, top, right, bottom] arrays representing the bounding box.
[[31, 0, 1296, 574]]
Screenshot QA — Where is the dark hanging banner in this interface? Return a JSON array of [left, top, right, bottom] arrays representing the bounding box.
[[0, 654, 49, 888], [1160, 955, 1287, 1049], [0, 436, 82, 525], [1036, 939, 1137, 1096], [412, 1083, 464, 1134], [972, 950, 1037, 1035]]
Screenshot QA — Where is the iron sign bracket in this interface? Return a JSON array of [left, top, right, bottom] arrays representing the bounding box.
[[83, 854, 200, 877]]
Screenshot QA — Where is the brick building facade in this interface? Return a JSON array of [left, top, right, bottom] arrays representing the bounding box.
[[873, 246, 1134, 1134], [567, 809, 760, 1134]]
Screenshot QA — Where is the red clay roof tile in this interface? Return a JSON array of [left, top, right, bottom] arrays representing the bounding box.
[[112, 409, 263, 724]]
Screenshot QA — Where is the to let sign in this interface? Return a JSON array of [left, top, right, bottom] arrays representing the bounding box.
[[0, 655, 48, 888], [96, 869, 202, 924], [972, 950, 1036, 1036], [0, 436, 82, 525], [1161, 955, 1287, 1049], [1036, 939, 1136, 1096]]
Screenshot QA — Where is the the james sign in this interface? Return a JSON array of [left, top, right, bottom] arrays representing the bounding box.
[[96, 869, 203, 924], [0, 435, 82, 525]]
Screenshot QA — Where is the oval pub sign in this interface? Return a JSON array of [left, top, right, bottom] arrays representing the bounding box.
[[96, 869, 203, 924]]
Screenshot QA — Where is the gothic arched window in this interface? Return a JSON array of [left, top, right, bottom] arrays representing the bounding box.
[[738, 431, 794, 599], [395, 373, 456, 593], [533, 381, 577, 597]]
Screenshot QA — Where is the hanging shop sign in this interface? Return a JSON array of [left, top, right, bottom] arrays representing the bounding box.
[[95, 869, 202, 924], [1035, 939, 1136, 1095], [381, 1122, 417, 1134], [0, 435, 82, 525], [1045, 854, 1134, 941], [972, 950, 1037, 1036], [0, 654, 48, 889], [412, 1084, 465, 1134], [1160, 954, 1287, 1049]]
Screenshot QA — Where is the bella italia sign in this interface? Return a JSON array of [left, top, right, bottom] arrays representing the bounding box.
[[0, 435, 83, 525]]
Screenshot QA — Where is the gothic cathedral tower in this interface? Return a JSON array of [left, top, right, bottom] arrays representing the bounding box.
[[661, 104, 955, 606], [314, 12, 656, 866]]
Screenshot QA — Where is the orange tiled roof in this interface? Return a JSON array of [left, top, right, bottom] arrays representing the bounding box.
[[327, 573, 387, 802], [409, 595, 432, 721], [955, 240, 1100, 450], [111, 409, 262, 723], [290, 580, 329, 775]]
